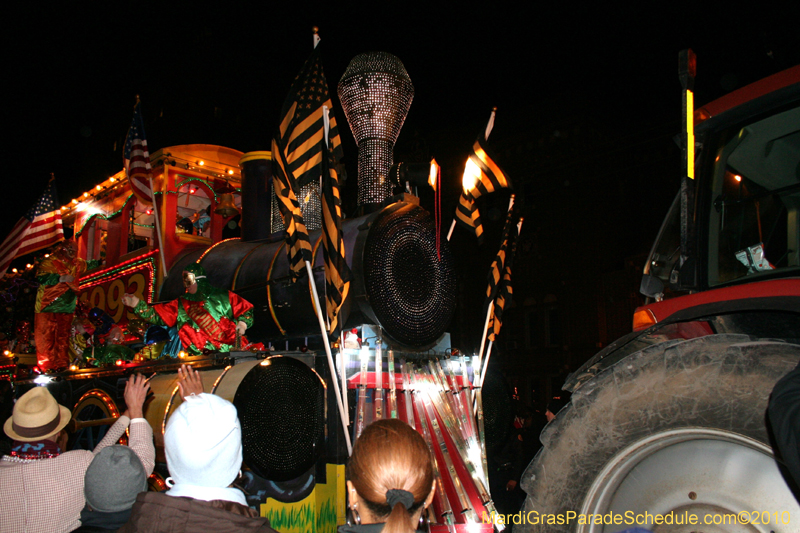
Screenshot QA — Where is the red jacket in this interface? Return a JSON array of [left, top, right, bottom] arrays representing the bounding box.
[[118, 492, 277, 533]]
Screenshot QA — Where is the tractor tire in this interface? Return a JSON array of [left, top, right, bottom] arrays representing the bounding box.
[[519, 334, 800, 533]]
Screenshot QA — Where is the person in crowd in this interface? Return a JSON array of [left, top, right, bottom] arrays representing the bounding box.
[[341, 419, 436, 533], [0, 374, 154, 533], [74, 445, 149, 532], [119, 364, 277, 532], [769, 361, 800, 495], [545, 391, 571, 422]]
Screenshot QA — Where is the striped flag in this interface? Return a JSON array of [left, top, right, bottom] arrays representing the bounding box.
[[273, 42, 340, 276], [0, 177, 64, 275], [484, 205, 518, 339], [455, 132, 512, 243], [487, 218, 521, 342], [321, 107, 352, 333], [124, 100, 153, 205]]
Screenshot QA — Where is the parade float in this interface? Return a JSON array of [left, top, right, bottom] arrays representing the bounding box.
[[0, 36, 519, 533]]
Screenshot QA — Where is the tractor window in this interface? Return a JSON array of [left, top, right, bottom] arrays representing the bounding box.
[[644, 192, 680, 286], [707, 105, 800, 286]]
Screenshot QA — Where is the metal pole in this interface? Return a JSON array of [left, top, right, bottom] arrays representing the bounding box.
[[305, 260, 352, 455]]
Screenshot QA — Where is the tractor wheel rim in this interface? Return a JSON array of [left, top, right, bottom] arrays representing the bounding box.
[[578, 427, 799, 533]]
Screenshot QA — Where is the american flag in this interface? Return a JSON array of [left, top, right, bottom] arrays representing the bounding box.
[[124, 100, 153, 205], [0, 177, 64, 275]]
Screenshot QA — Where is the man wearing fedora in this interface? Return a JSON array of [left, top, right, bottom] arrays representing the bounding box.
[[0, 374, 155, 533]]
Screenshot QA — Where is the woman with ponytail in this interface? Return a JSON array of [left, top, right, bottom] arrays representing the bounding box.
[[341, 419, 436, 533]]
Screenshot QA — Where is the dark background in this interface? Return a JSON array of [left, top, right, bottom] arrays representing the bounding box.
[[5, 2, 800, 405]]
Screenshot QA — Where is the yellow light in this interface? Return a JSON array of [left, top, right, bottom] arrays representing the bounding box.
[[734, 175, 742, 182], [3, 350, 9, 356], [115, 359, 124, 366], [260, 359, 272, 366], [72, 199, 78, 204], [198, 161, 205, 166], [227, 169, 234, 175], [632, 308, 657, 331], [462, 158, 480, 193], [26, 264, 32, 269], [686, 89, 694, 179], [429, 159, 438, 190], [83, 192, 89, 198], [95, 185, 102, 191], [44, 254, 49, 258], [69, 365, 78, 371], [179, 351, 187, 358], [110, 177, 116, 183], [11, 269, 17, 273]]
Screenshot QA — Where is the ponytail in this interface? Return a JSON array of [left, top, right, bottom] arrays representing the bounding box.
[[383, 501, 416, 533]]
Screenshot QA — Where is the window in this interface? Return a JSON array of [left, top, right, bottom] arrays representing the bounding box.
[[128, 200, 154, 253], [707, 104, 800, 286], [175, 183, 212, 239]]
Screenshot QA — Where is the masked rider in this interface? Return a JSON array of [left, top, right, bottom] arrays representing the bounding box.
[[35, 240, 101, 372], [121, 263, 254, 355]]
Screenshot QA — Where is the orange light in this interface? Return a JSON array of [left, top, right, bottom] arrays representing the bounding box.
[[83, 192, 89, 198], [69, 365, 78, 371], [26, 264, 32, 269], [96, 185, 102, 191], [429, 159, 439, 190], [3, 350, 9, 356], [110, 177, 116, 183], [189, 188, 196, 195], [11, 269, 17, 274], [632, 308, 657, 331], [734, 175, 742, 182], [227, 169, 234, 175], [72, 199, 78, 204], [115, 359, 124, 366], [178, 351, 187, 358], [198, 161, 204, 166]]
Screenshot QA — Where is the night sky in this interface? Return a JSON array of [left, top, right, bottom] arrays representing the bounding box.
[[5, 2, 800, 250]]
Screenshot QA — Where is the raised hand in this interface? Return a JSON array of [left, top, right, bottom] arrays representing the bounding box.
[[177, 364, 204, 399], [124, 373, 151, 419]]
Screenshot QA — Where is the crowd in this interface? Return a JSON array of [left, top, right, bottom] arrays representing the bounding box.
[[8, 359, 800, 533], [0, 366, 276, 533]]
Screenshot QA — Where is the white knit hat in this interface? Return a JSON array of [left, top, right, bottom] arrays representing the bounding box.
[[164, 393, 242, 488]]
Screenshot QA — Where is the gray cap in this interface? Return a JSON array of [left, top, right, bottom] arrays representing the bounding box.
[[84, 445, 148, 512]]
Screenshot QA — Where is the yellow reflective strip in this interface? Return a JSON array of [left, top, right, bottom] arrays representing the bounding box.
[[686, 89, 694, 179]]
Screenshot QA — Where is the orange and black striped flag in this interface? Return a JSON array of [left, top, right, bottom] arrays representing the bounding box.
[[273, 43, 342, 276], [321, 111, 352, 333], [485, 208, 519, 341], [455, 133, 512, 243], [487, 219, 520, 342]]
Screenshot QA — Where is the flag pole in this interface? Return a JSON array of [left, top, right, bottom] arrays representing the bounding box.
[[148, 177, 168, 276], [476, 194, 514, 374], [478, 341, 493, 388], [305, 260, 352, 455], [478, 215, 523, 389]]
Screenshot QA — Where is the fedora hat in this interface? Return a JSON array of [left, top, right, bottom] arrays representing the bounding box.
[[4, 387, 71, 442]]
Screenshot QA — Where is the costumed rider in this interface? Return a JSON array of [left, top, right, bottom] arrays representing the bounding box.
[[34, 240, 101, 372], [121, 263, 257, 355]]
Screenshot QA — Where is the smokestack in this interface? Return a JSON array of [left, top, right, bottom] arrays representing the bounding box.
[[338, 52, 414, 211]]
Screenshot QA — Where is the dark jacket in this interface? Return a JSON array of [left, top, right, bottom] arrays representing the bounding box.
[[117, 492, 277, 533], [72, 506, 132, 532], [769, 361, 800, 490]]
